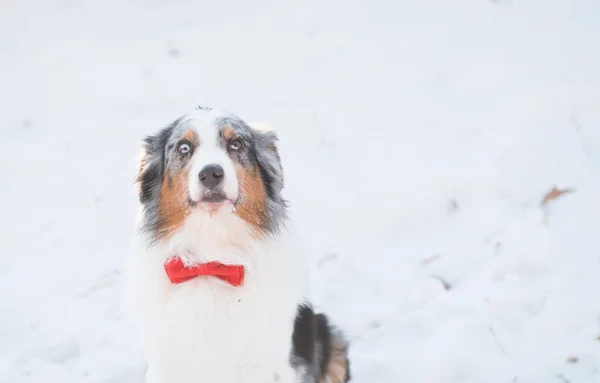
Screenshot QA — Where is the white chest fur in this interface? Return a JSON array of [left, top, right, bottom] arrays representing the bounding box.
[[130, 213, 309, 383]]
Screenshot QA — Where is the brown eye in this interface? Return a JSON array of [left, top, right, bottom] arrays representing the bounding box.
[[230, 139, 243, 151], [178, 142, 191, 154]]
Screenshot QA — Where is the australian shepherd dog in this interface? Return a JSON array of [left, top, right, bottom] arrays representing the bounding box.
[[128, 106, 351, 383]]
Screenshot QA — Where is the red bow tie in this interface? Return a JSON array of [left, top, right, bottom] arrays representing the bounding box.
[[164, 257, 245, 286]]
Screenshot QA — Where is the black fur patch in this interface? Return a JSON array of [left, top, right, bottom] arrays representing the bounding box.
[[292, 303, 317, 368], [291, 304, 351, 382], [315, 313, 332, 377]]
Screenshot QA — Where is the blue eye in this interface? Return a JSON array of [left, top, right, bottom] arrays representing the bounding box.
[[178, 143, 191, 154], [230, 139, 243, 151]]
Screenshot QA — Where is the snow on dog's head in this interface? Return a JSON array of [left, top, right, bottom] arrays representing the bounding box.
[[135, 107, 286, 242]]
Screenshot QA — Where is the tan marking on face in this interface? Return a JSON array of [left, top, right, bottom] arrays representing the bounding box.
[[234, 162, 268, 234], [182, 129, 197, 145], [156, 167, 190, 240], [221, 126, 235, 141]]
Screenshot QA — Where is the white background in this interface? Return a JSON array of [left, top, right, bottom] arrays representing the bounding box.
[[1, 0, 600, 382]]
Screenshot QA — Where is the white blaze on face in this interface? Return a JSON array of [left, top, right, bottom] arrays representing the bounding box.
[[184, 112, 239, 203]]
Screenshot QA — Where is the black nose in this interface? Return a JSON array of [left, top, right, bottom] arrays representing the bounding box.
[[199, 164, 224, 189]]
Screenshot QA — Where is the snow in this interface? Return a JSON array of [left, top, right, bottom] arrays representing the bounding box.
[[2, 0, 600, 382]]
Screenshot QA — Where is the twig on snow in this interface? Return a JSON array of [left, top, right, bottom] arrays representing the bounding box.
[[488, 326, 507, 356], [431, 274, 451, 290]]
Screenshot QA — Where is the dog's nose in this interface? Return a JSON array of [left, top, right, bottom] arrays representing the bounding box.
[[199, 164, 224, 189]]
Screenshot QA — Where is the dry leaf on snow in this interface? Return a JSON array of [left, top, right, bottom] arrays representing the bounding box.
[[540, 186, 575, 207]]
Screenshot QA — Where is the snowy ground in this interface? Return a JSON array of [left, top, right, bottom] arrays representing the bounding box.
[[2, 0, 600, 382]]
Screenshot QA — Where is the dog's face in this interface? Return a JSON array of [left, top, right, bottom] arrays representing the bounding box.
[[136, 107, 286, 242]]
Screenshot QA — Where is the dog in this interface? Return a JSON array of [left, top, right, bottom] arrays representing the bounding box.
[[129, 105, 351, 383]]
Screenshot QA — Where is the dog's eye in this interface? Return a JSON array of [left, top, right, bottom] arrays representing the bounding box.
[[230, 139, 243, 151], [178, 142, 191, 154]]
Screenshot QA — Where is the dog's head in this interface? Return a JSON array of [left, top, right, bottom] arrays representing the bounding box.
[[135, 106, 287, 242]]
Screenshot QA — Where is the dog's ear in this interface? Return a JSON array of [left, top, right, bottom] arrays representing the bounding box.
[[135, 146, 151, 201], [135, 123, 176, 204], [135, 133, 164, 204], [248, 122, 284, 198], [247, 122, 274, 134], [248, 122, 280, 155]]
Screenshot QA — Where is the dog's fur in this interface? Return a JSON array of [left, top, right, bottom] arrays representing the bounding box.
[[129, 106, 351, 383]]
